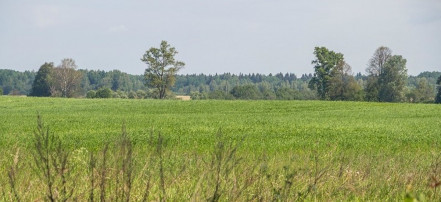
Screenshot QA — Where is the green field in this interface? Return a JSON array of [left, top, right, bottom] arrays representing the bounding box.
[[1, 96, 441, 201]]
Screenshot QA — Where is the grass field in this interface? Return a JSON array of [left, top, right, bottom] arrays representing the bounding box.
[[1, 96, 441, 201]]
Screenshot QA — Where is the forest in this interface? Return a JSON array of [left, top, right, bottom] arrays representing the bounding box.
[[0, 68, 439, 102], [1, 46, 440, 103]]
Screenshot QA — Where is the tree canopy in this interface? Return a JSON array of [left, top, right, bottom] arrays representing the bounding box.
[[141, 41, 185, 99], [30, 62, 54, 97]]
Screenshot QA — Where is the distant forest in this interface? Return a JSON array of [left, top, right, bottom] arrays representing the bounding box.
[[0, 68, 440, 102]]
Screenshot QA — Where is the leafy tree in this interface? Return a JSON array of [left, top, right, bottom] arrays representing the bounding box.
[[411, 78, 434, 102], [0, 88, 2, 95], [30, 63, 54, 97], [365, 47, 407, 102], [51, 59, 83, 97], [367, 46, 392, 76], [436, 76, 441, 104], [365, 47, 392, 101], [141, 41, 185, 99], [327, 61, 362, 101], [378, 55, 407, 102], [309, 47, 344, 99]]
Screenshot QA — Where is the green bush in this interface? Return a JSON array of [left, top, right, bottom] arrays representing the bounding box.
[[128, 91, 137, 99], [230, 85, 261, 99], [96, 88, 112, 98], [86, 90, 96, 98]]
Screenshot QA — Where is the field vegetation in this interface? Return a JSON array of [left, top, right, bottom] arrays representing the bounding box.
[[0, 96, 441, 200]]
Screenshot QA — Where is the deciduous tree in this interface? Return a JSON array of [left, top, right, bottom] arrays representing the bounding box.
[[141, 41, 185, 99], [365, 47, 407, 102], [378, 55, 407, 102], [51, 59, 83, 97], [30, 63, 54, 97], [308, 47, 344, 99], [328, 61, 362, 101]]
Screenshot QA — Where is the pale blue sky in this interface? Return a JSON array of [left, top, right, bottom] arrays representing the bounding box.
[[1, 0, 440, 75]]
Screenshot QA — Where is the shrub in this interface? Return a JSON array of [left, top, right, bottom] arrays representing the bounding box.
[[95, 88, 112, 98], [230, 85, 262, 100], [86, 90, 96, 98], [128, 91, 137, 99], [136, 90, 147, 99]]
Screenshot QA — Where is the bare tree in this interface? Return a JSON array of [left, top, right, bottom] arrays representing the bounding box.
[[366, 46, 392, 76], [51, 58, 83, 97]]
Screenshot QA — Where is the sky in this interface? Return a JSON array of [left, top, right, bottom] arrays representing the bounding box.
[[0, 0, 440, 76]]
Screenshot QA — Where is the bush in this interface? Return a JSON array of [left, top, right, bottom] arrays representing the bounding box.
[[230, 85, 261, 100], [0, 88, 3, 95], [209, 90, 233, 100], [96, 88, 112, 98], [136, 90, 147, 99], [190, 91, 208, 100], [114, 90, 128, 99], [128, 91, 137, 99], [275, 87, 299, 100], [86, 90, 96, 98]]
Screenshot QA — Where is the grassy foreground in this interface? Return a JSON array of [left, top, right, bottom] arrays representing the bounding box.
[[0, 96, 441, 201]]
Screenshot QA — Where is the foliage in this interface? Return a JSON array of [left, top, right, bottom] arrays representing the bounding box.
[[378, 55, 408, 102], [0, 68, 438, 101], [95, 88, 112, 98], [327, 61, 362, 101], [275, 87, 299, 100], [436, 76, 441, 104], [230, 85, 261, 99], [309, 47, 344, 99], [86, 90, 96, 98], [141, 41, 185, 99], [0, 69, 35, 95], [366, 47, 408, 102], [408, 78, 435, 102], [30, 63, 54, 97], [51, 59, 83, 98]]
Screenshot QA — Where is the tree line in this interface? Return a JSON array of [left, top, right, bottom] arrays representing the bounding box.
[[0, 42, 440, 103]]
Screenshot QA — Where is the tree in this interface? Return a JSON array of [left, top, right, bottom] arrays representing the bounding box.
[[436, 76, 441, 104], [365, 47, 392, 101], [411, 78, 434, 102], [308, 47, 344, 99], [141, 41, 185, 99], [51, 59, 83, 97], [30, 63, 54, 97], [377, 55, 407, 102], [367, 46, 392, 76], [327, 61, 362, 101], [365, 47, 407, 102]]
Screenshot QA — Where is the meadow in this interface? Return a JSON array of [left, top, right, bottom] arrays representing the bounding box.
[[0, 96, 441, 201]]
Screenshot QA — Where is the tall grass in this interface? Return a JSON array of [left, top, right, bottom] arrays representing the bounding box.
[[1, 115, 440, 201]]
